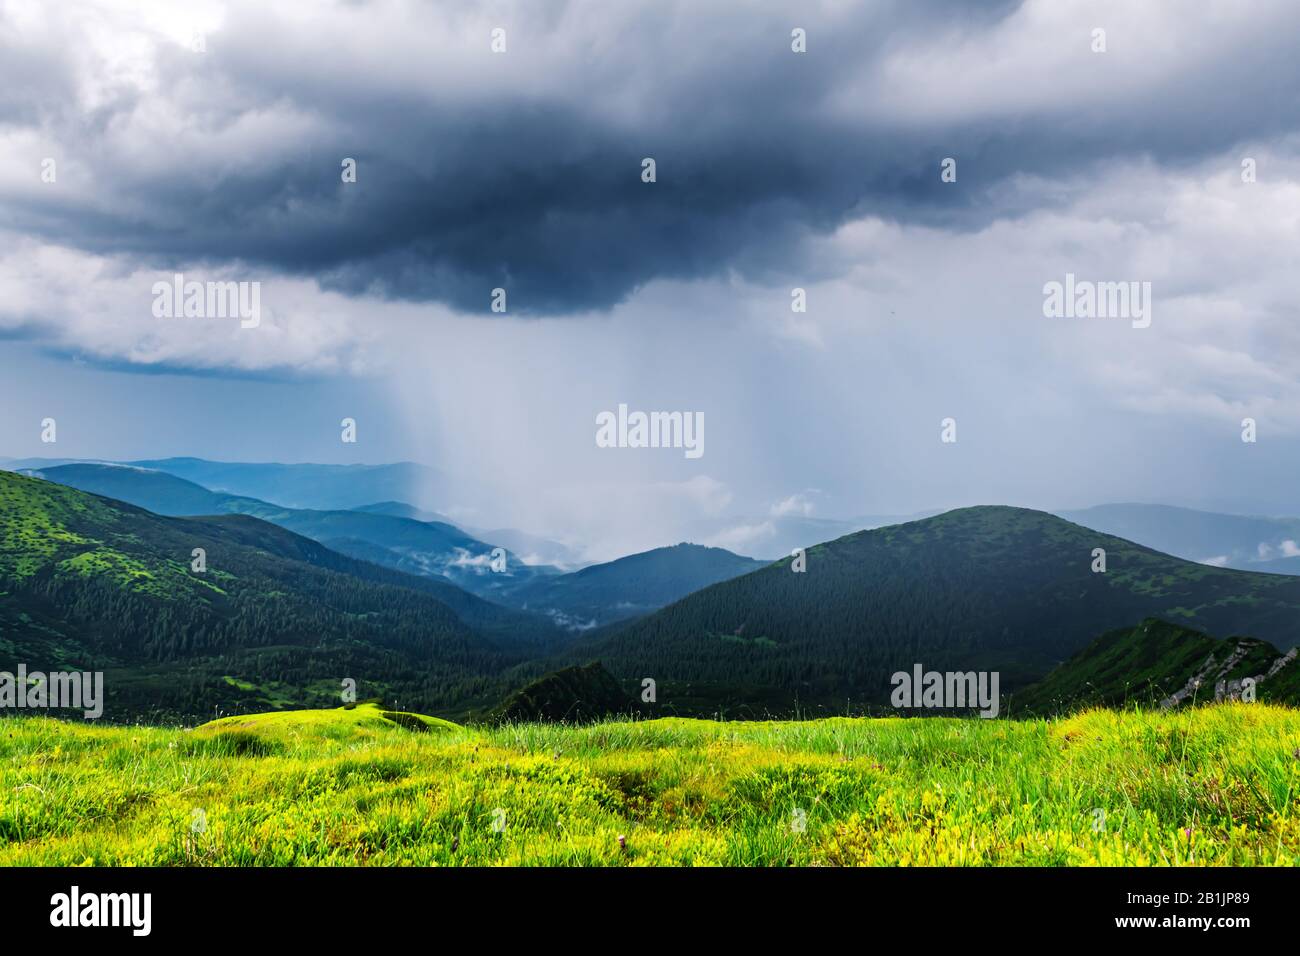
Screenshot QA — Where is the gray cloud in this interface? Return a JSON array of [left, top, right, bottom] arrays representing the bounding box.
[[6, 0, 1300, 315]]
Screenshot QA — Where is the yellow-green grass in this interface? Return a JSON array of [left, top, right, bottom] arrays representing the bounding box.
[[197, 702, 461, 739], [0, 702, 1297, 866]]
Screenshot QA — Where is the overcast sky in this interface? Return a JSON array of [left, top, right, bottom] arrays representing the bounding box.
[[2, 0, 1299, 559]]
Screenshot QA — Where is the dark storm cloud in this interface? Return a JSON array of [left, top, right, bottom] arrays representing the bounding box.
[[5, 0, 1300, 314]]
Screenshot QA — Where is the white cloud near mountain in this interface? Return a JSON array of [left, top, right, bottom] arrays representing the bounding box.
[[771, 493, 817, 518]]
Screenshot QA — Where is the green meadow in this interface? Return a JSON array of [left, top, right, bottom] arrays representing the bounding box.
[[1, 702, 1297, 866]]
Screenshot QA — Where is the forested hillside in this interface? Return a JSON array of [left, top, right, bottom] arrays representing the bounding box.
[[576, 507, 1300, 716], [0, 472, 532, 721]]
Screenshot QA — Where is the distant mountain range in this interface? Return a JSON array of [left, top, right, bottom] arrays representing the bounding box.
[[14, 457, 1300, 577], [6, 457, 445, 512], [9, 458, 587, 568], [8, 457, 1300, 722], [1056, 503, 1300, 575], [15, 462, 765, 630], [0, 470, 770, 720], [498, 543, 768, 630], [17, 463, 558, 598], [355, 501, 585, 569]]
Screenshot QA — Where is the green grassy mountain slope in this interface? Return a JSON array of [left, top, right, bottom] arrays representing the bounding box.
[[22, 464, 561, 646], [25, 462, 562, 606], [1009, 618, 1296, 714], [576, 506, 1300, 717], [0, 471, 533, 721], [19, 463, 232, 515]]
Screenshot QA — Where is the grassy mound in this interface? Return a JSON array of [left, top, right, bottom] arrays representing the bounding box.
[[197, 702, 461, 738]]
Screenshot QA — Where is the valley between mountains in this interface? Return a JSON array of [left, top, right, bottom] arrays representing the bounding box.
[[3, 459, 1299, 723]]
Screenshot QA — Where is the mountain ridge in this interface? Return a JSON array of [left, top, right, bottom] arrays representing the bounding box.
[[1010, 617, 1299, 714], [570, 505, 1300, 717]]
